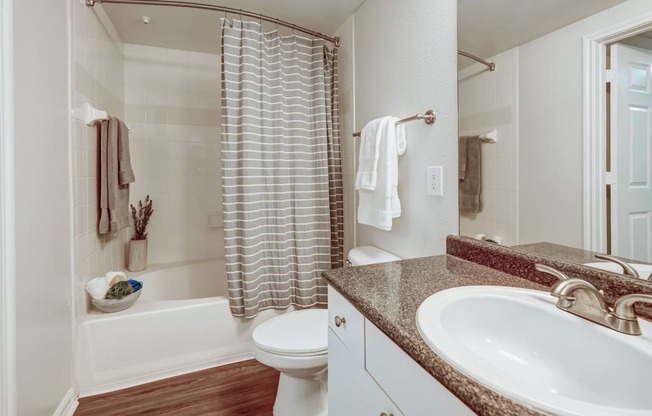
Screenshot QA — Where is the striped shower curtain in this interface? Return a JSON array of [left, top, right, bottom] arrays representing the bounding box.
[[220, 19, 344, 318]]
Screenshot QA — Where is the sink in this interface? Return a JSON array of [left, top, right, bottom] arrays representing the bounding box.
[[416, 286, 652, 416], [583, 262, 652, 279]]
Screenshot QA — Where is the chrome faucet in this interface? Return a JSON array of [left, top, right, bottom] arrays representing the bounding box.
[[535, 264, 652, 335]]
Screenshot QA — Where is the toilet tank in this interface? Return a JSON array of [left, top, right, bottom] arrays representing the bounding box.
[[348, 246, 401, 266]]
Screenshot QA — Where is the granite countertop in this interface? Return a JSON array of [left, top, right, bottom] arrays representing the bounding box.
[[322, 254, 550, 416], [513, 241, 652, 267]]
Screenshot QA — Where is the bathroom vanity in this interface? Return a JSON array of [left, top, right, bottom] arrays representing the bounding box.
[[323, 235, 652, 415]]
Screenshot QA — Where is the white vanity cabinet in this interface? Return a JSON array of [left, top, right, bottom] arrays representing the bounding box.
[[328, 286, 474, 415]]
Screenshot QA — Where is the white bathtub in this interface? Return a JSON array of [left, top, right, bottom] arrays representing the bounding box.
[[77, 258, 286, 396]]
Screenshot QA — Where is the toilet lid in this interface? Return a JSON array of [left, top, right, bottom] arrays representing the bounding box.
[[253, 309, 328, 356]]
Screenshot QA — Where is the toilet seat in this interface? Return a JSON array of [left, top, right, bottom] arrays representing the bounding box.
[[253, 309, 328, 357]]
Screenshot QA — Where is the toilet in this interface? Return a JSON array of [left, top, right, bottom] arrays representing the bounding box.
[[252, 246, 401, 416]]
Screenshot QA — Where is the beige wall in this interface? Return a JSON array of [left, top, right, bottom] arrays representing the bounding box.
[[353, 0, 458, 259], [71, 1, 127, 318], [123, 44, 223, 264], [14, 0, 74, 413], [518, 0, 652, 247], [459, 49, 519, 246]]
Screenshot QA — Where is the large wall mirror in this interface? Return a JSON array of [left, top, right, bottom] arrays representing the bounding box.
[[457, 0, 652, 279]]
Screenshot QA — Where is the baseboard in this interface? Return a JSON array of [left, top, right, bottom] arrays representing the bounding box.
[[53, 388, 79, 416], [79, 352, 254, 398]]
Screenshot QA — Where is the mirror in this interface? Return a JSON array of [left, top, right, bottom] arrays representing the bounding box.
[[457, 0, 652, 280]]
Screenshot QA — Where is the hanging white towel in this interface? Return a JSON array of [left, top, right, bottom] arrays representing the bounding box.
[[357, 117, 406, 231], [355, 117, 388, 190]]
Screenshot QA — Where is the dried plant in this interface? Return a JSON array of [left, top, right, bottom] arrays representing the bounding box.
[[130, 195, 154, 241]]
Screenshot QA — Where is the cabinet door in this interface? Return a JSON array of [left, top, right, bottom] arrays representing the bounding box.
[[328, 286, 365, 365], [329, 329, 403, 416], [365, 321, 474, 415]]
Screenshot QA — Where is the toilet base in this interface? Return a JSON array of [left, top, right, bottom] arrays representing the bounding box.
[[273, 370, 328, 416]]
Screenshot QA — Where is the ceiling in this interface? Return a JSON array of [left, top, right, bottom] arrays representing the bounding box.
[[103, 0, 631, 59], [102, 0, 365, 54], [458, 0, 628, 68]]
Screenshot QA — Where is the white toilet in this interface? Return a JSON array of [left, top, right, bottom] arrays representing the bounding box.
[[252, 246, 400, 416]]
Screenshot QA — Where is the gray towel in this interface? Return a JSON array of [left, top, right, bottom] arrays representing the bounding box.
[[117, 119, 135, 185], [98, 117, 132, 235], [459, 135, 482, 213]]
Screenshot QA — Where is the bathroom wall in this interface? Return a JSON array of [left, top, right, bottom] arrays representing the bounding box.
[[459, 49, 519, 246], [518, 0, 652, 247], [14, 0, 74, 413], [123, 44, 223, 264], [353, 0, 458, 259], [71, 1, 127, 317], [334, 16, 356, 259]]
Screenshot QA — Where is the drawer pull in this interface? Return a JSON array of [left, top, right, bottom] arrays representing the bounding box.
[[334, 315, 346, 327], [380, 413, 394, 416]]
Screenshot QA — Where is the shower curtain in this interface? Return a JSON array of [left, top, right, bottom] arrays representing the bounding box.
[[220, 19, 344, 318]]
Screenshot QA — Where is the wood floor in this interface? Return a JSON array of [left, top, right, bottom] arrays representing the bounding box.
[[75, 360, 279, 416]]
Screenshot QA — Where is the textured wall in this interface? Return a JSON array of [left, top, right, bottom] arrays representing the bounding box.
[[353, 0, 459, 259]]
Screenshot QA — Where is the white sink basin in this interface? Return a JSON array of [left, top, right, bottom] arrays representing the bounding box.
[[416, 286, 652, 416], [583, 262, 652, 280]]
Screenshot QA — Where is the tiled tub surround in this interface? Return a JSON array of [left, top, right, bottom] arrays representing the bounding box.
[[324, 236, 652, 415], [447, 235, 652, 320], [323, 256, 548, 416]]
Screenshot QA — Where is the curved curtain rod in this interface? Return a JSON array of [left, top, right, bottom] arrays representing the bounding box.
[[458, 50, 495, 71], [86, 0, 340, 46]]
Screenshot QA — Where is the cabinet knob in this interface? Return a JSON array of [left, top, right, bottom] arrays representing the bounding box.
[[334, 315, 346, 327]]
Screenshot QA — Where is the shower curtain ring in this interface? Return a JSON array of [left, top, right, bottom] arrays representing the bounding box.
[[259, 13, 263, 26]]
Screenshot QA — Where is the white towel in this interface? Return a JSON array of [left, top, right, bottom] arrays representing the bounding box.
[[357, 117, 406, 231], [355, 117, 388, 190]]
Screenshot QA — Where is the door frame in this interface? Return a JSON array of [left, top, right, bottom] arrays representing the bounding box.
[[584, 11, 652, 253], [0, 0, 16, 414]]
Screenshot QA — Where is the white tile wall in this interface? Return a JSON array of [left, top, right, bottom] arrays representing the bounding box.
[[71, 2, 128, 317], [458, 49, 519, 246], [124, 44, 223, 264]]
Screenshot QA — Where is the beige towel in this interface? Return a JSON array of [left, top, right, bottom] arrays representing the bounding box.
[[459, 135, 482, 213], [98, 117, 132, 235]]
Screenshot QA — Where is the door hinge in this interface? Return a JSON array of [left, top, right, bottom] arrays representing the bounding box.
[[605, 171, 616, 185], [604, 69, 616, 83]]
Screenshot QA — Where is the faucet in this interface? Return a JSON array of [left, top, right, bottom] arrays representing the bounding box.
[[594, 253, 643, 279], [535, 264, 652, 335]]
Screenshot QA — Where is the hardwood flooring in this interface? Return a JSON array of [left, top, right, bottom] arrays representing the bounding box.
[[75, 360, 279, 416]]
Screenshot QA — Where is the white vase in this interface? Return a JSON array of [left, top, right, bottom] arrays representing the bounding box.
[[128, 239, 148, 272]]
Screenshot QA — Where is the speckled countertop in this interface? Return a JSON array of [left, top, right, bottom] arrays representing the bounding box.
[[513, 241, 652, 266], [323, 254, 550, 416]]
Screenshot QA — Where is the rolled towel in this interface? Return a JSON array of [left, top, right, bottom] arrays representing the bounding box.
[[128, 279, 143, 292], [85, 276, 110, 300], [106, 271, 127, 287]]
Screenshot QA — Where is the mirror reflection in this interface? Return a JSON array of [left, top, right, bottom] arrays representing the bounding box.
[[457, 0, 652, 278]]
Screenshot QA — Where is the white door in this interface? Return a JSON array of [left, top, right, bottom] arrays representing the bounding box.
[[610, 43, 652, 262]]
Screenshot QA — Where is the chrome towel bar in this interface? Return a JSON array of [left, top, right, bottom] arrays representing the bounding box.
[[353, 110, 436, 138]]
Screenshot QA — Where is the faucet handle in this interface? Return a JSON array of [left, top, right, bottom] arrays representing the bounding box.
[[595, 254, 640, 279], [535, 264, 571, 281], [612, 294, 652, 335]]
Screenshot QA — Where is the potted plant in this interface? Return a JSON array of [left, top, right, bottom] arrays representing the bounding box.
[[128, 195, 154, 272]]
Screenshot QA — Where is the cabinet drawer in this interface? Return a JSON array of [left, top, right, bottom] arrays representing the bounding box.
[[328, 285, 365, 365], [366, 321, 474, 415]]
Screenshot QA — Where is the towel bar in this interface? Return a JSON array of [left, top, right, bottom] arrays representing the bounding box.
[[353, 110, 436, 138], [71, 103, 108, 126]]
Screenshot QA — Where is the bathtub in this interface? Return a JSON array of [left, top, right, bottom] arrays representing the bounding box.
[[77, 258, 286, 396]]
